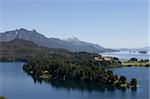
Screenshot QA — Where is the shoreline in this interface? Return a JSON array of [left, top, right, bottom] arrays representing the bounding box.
[[121, 61, 150, 67]]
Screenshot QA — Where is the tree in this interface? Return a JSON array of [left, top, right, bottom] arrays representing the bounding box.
[[130, 78, 137, 90], [130, 78, 137, 87], [119, 76, 126, 84], [129, 58, 138, 62]]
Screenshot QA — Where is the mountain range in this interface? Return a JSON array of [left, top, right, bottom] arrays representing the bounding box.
[[0, 28, 116, 53], [118, 47, 150, 52]]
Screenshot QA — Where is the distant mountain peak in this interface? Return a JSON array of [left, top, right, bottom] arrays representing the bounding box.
[[17, 28, 29, 33], [119, 47, 150, 51], [32, 29, 37, 32], [16, 28, 37, 34], [65, 37, 81, 42], [19, 28, 27, 31]]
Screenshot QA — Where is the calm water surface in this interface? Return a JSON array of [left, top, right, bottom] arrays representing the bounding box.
[[100, 51, 150, 61], [0, 62, 149, 99]]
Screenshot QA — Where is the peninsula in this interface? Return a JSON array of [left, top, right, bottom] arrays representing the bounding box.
[[0, 38, 137, 90]]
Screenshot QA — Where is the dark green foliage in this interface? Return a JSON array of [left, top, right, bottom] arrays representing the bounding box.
[[129, 58, 138, 62], [130, 78, 137, 90], [23, 54, 104, 82], [119, 76, 127, 84], [140, 59, 149, 62], [130, 78, 137, 86], [0, 96, 6, 99]]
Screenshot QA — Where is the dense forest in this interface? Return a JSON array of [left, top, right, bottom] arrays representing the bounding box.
[[0, 39, 137, 90]]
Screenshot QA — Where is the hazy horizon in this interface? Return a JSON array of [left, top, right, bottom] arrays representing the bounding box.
[[0, 0, 148, 48]]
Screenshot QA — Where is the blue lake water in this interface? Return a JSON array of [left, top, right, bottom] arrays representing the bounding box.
[[0, 62, 149, 99], [100, 51, 150, 61]]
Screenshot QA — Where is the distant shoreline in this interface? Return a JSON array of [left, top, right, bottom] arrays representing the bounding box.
[[121, 61, 150, 67]]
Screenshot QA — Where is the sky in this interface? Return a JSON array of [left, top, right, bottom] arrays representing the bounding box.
[[0, 0, 149, 48]]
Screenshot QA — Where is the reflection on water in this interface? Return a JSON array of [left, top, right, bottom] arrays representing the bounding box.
[[32, 78, 117, 93]]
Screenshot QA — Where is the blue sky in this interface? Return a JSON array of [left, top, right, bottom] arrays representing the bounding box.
[[0, 0, 148, 48]]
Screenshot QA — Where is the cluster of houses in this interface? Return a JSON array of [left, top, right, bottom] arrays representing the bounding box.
[[94, 55, 119, 62]]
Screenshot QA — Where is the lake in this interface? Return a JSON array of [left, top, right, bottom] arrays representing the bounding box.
[[0, 62, 149, 99], [100, 51, 150, 61]]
